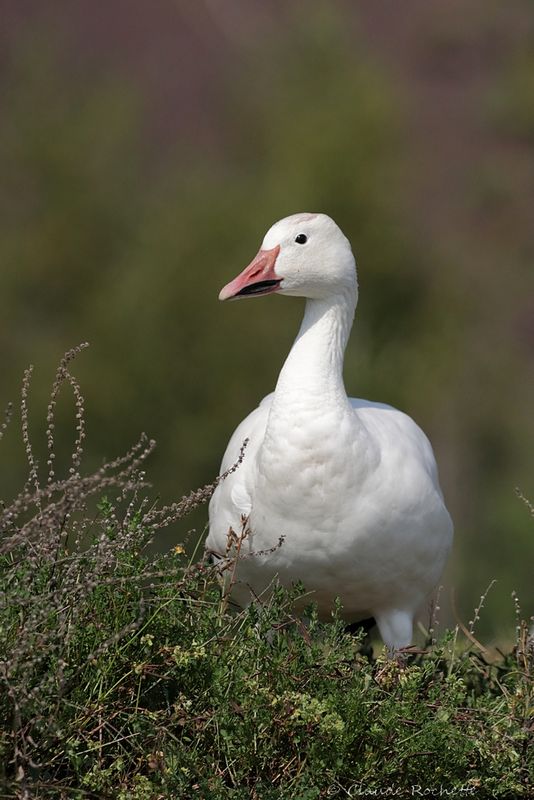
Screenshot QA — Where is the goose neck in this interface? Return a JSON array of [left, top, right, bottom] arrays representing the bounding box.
[[274, 288, 355, 402]]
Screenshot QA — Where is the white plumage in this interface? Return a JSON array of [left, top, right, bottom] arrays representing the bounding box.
[[206, 213, 453, 650]]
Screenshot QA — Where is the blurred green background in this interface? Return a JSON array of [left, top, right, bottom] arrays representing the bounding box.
[[1, 1, 532, 639]]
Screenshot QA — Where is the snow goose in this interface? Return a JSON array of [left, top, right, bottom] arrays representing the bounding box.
[[206, 213, 453, 650]]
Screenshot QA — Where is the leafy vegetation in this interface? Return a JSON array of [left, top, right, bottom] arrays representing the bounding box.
[[1, 351, 532, 799]]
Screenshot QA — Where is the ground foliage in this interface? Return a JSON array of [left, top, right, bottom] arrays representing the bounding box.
[[0, 351, 533, 800]]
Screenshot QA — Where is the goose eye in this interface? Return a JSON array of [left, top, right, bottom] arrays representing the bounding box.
[[295, 233, 308, 244]]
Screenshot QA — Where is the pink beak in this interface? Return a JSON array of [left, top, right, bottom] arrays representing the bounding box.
[[219, 245, 282, 301]]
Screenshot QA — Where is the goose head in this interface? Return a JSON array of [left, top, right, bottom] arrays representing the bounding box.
[[219, 213, 357, 302]]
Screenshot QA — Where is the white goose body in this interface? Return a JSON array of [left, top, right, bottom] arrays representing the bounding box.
[[206, 213, 453, 650]]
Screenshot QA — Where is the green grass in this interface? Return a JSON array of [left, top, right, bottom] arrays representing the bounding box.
[[0, 351, 533, 799]]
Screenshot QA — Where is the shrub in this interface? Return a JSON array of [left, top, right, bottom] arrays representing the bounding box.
[[0, 349, 532, 799]]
